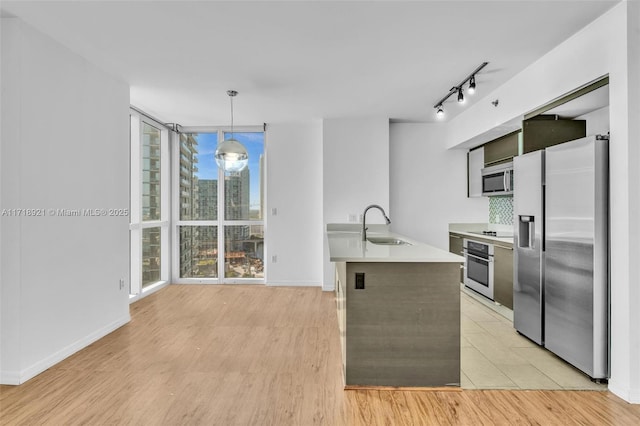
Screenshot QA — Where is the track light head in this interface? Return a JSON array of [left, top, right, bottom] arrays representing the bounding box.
[[468, 75, 476, 95], [431, 62, 488, 120]]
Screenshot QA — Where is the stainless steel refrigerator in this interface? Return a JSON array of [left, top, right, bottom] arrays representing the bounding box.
[[513, 135, 609, 379]]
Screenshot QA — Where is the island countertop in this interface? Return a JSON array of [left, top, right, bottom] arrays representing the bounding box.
[[327, 224, 464, 263]]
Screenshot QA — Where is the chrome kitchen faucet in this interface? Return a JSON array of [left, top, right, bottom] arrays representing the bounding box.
[[362, 204, 391, 241]]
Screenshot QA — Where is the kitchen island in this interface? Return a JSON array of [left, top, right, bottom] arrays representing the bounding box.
[[327, 224, 464, 388]]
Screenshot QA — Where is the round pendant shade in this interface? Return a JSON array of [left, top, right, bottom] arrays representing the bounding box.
[[215, 138, 248, 172], [216, 90, 249, 172]]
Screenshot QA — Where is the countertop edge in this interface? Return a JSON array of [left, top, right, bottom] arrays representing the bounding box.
[[329, 256, 464, 263], [449, 230, 514, 245], [327, 227, 464, 263]]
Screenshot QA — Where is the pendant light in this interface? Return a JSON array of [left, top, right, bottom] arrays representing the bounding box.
[[215, 90, 248, 172]]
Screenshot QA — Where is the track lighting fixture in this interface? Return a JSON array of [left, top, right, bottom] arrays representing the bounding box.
[[432, 62, 488, 118], [468, 75, 476, 95]]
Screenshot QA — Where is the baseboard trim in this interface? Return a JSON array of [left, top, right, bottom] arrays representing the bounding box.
[[1, 314, 130, 385], [345, 385, 462, 392], [322, 283, 335, 292], [266, 281, 321, 287], [608, 380, 640, 404], [0, 370, 22, 385]]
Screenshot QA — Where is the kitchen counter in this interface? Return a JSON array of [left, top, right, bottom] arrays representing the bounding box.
[[327, 225, 464, 263], [448, 223, 514, 244], [329, 223, 461, 388], [449, 230, 514, 245]]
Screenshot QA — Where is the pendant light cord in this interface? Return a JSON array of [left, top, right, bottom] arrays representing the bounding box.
[[227, 89, 237, 140]]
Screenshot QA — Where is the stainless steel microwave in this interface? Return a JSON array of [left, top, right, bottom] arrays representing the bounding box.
[[481, 162, 513, 196]]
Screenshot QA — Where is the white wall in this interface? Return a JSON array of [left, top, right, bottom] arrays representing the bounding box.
[[265, 121, 323, 286], [322, 117, 389, 289], [443, 3, 640, 403], [446, 7, 623, 149], [389, 123, 488, 251], [267, 116, 390, 290], [0, 18, 130, 384], [621, 0, 640, 403], [578, 106, 610, 137]]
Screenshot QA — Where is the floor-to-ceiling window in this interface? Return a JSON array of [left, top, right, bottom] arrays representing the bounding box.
[[173, 127, 265, 283], [130, 110, 170, 298]]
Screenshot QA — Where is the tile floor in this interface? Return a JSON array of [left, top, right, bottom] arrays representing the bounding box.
[[460, 287, 608, 390]]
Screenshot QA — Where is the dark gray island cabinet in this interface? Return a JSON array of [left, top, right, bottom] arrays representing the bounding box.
[[328, 227, 463, 389]]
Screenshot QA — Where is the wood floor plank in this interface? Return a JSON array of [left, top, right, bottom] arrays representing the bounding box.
[[2, 285, 640, 425]]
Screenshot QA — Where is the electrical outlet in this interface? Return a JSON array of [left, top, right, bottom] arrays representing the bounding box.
[[119, 279, 125, 290], [348, 214, 357, 222], [355, 273, 365, 290], [271, 207, 278, 216], [271, 255, 277, 263]]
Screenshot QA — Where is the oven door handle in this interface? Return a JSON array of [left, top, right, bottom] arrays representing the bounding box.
[[464, 252, 494, 262]]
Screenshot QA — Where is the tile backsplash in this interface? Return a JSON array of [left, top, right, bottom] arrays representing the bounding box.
[[489, 196, 514, 225]]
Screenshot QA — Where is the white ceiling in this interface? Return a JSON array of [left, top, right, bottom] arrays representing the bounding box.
[[1, 0, 619, 127]]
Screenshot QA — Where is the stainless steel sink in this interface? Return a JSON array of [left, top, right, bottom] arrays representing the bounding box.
[[366, 236, 411, 245]]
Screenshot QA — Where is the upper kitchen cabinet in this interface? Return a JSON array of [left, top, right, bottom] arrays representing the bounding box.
[[522, 115, 586, 154], [522, 77, 609, 154], [483, 130, 520, 167], [468, 130, 519, 198], [467, 146, 484, 198], [465, 78, 608, 199]]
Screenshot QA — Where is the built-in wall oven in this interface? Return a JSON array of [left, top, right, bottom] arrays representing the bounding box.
[[463, 238, 494, 300]]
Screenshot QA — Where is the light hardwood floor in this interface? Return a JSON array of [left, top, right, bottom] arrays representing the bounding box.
[[1, 285, 639, 425]]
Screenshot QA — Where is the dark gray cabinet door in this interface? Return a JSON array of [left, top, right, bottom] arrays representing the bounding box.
[[493, 244, 514, 309], [522, 118, 586, 154], [449, 233, 464, 284], [484, 131, 519, 167]]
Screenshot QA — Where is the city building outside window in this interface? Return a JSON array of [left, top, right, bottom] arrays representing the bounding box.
[[174, 129, 265, 283], [130, 110, 170, 298]]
